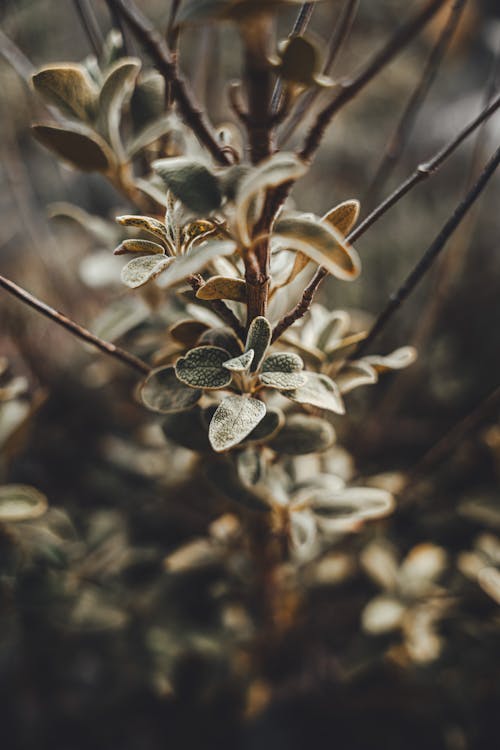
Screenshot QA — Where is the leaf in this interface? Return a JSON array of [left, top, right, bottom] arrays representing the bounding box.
[[130, 71, 165, 132], [269, 414, 335, 454], [208, 395, 267, 452], [175, 346, 232, 389], [274, 36, 333, 88], [158, 239, 237, 288], [32, 123, 115, 172], [335, 361, 378, 394], [273, 212, 361, 280], [236, 153, 307, 245], [245, 316, 272, 372], [285, 372, 345, 414], [363, 346, 417, 372], [116, 214, 170, 246], [261, 352, 304, 372], [0, 484, 48, 522], [196, 276, 247, 302], [98, 58, 141, 157], [323, 199, 360, 236], [198, 327, 243, 356], [219, 164, 251, 201], [121, 254, 173, 289], [153, 157, 223, 213], [260, 371, 306, 390], [241, 407, 284, 444], [169, 319, 210, 347], [273, 248, 310, 288], [140, 366, 202, 414], [223, 350, 254, 372], [32, 64, 98, 120], [48, 202, 118, 245], [311, 487, 394, 520], [162, 407, 212, 452], [114, 239, 165, 255], [127, 116, 177, 157]]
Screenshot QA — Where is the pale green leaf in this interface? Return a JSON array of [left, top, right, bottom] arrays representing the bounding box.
[[269, 414, 335, 454], [153, 157, 222, 213], [130, 71, 165, 132], [261, 351, 304, 373], [140, 366, 202, 413], [175, 346, 232, 389], [98, 58, 141, 157], [208, 395, 266, 452], [260, 371, 307, 390], [156, 240, 237, 289], [223, 349, 254, 372], [33, 123, 115, 172], [196, 275, 247, 302], [245, 316, 272, 372], [0, 484, 48, 522], [114, 239, 165, 255], [273, 212, 361, 280], [285, 372, 345, 414], [32, 64, 98, 121], [323, 199, 360, 236], [121, 254, 173, 289]]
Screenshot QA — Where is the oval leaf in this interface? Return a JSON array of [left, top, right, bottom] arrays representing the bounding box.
[[285, 372, 345, 414], [196, 276, 247, 302], [209, 395, 267, 452], [261, 351, 304, 372], [153, 157, 222, 213], [114, 239, 165, 255], [116, 214, 170, 246], [33, 123, 115, 172], [32, 64, 98, 120], [175, 346, 232, 389], [241, 407, 285, 445], [260, 371, 307, 390], [269, 414, 335, 455], [275, 36, 333, 88], [0, 484, 48, 522], [169, 319, 210, 347], [140, 366, 202, 413], [311, 487, 394, 520], [98, 58, 141, 157], [323, 199, 360, 236], [245, 316, 272, 372], [121, 254, 173, 289]]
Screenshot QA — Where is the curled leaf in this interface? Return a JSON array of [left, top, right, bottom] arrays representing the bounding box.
[[323, 199, 360, 236], [114, 239, 165, 255], [196, 276, 247, 303], [98, 58, 141, 157], [0, 484, 48, 522], [364, 346, 417, 372], [209, 395, 267, 452], [116, 214, 170, 246], [175, 346, 232, 389], [153, 157, 222, 213], [335, 361, 378, 394], [285, 371, 345, 414], [140, 366, 202, 414], [32, 64, 98, 120]]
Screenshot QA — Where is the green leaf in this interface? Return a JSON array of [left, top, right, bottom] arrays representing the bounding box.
[[285, 372, 345, 414], [274, 212, 361, 280], [198, 327, 243, 356], [236, 153, 307, 245], [219, 164, 250, 201], [98, 58, 141, 157], [162, 406, 212, 452], [196, 275, 247, 302], [261, 351, 304, 372], [32, 64, 98, 121], [269, 414, 335, 454], [130, 71, 165, 132], [33, 123, 115, 172], [153, 157, 223, 213], [169, 319, 210, 347], [140, 366, 202, 414], [175, 346, 232, 389], [260, 371, 306, 390], [114, 239, 165, 255], [121, 254, 173, 289], [274, 36, 333, 88], [208, 395, 267, 452], [0, 484, 48, 522], [116, 214, 170, 246], [241, 408, 285, 444], [223, 349, 254, 372], [156, 240, 237, 289], [323, 199, 360, 236], [245, 316, 272, 372]]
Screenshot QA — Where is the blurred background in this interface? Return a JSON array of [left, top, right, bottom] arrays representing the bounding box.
[[1, 1, 499, 749]]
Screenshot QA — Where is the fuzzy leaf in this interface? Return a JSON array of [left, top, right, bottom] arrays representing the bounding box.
[[0, 484, 48, 522], [32, 64, 98, 120], [269, 414, 335, 455], [196, 276, 247, 302], [162, 407, 211, 452], [241, 408, 285, 444], [98, 58, 141, 157], [121, 254, 173, 289], [169, 319, 210, 347], [223, 349, 254, 372], [209, 395, 267, 452], [285, 372, 345, 414], [236, 153, 307, 245], [260, 371, 307, 390], [116, 214, 170, 246], [114, 239, 165, 255], [153, 157, 222, 213], [261, 351, 304, 372], [198, 327, 243, 356], [156, 240, 237, 289], [323, 199, 360, 236], [175, 346, 232, 389], [33, 123, 115, 172], [245, 316, 272, 372], [140, 366, 202, 414], [274, 212, 360, 280], [335, 361, 378, 394]]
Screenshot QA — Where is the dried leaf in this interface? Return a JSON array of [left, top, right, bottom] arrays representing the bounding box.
[[32, 64, 98, 120], [175, 346, 232, 389], [208, 395, 267, 452], [153, 157, 222, 213], [33, 123, 115, 172], [323, 199, 360, 236], [116, 214, 170, 246], [140, 366, 202, 414], [245, 316, 272, 372], [114, 239, 165, 255], [121, 254, 173, 289], [196, 276, 247, 302], [0, 484, 48, 522], [269, 414, 335, 455], [285, 372, 345, 414], [223, 350, 254, 372]]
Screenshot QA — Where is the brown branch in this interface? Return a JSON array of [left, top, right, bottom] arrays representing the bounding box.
[[107, 0, 231, 166], [300, 0, 447, 162], [0, 27, 35, 83], [73, 0, 104, 58], [272, 89, 500, 341], [188, 275, 245, 341], [270, 2, 315, 115], [366, 0, 468, 207], [351, 144, 500, 358], [0, 274, 150, 376]]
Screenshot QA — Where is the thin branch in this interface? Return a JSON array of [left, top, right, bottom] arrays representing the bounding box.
[[73, 0, 104, 58], [351, 144, 500, 358], [105, 0, 132, 56], [107, 0, 231, 166], [366, 0, 468, 207], [0, 26, 35, 82], [188, 275, 245, 341], [272, 89, 500, 341], [270, 2, 315, 115], [300, 0, 447, 162], [279, 0, 359, 146], [0, 274, 150, 376]]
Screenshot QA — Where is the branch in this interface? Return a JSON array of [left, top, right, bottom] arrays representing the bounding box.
[[272, 89, 500, 341], [270, 2, 315, 115], [0, 27, 35, 83], [188, 275, 245, 341], [0, 274, 150, 376], [107, 0, 231, 166], [351, 144, 500, 358], [73, 0, 104, 58], [300, 0, 447, 162], [366, 0, 468, 206]]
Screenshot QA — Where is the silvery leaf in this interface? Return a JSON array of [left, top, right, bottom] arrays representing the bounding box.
[[140, 366, 202, 414], [208, 395, 266, 452], [175, 346, 232, 389]]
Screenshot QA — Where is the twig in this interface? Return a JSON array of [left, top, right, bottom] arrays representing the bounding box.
[[188, 275, 245, 341], [351, 145, 500, 358], [280, 0, 359, 145], [272, 89, 500, 341], [107, 0, 231, 166], [73, 0, 104, 58], [270, 2, 315, 115], [366, 0, 468, 207], [0, 274, 150, 376], [300, 0, 447, 162], [105, 0, 131, 56], [0, 26, 35, 82]]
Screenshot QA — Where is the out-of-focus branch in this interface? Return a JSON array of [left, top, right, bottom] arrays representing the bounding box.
[[73, 0, 104, 58], [188, 275, 245, 341], [0, 26, 35, 82], [270, 2, 315, 115]]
